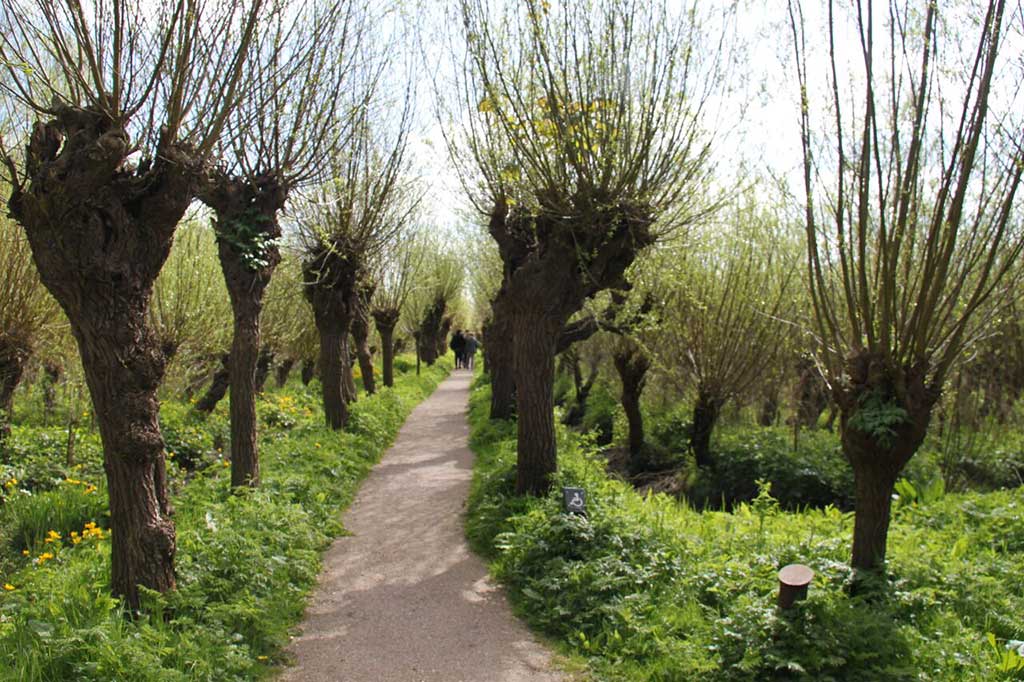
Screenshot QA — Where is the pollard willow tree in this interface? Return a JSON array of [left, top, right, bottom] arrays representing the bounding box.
[[299, 98, 415, 429], [787, 0, 1024, 579], [200, 0, 362, 487], [0, 0, 262, 608], [370, 229, 426, 388], [652, 200, 798, 468], [451, 0, 727, 494]]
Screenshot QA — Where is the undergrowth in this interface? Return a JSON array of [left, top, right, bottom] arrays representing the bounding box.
[[0, 355, 451, 681], [466, 378, 1024, 681]]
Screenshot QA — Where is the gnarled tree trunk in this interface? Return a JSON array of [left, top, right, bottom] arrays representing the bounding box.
[[372, 308, 400, 388], [203, 177, 286, 488], [613, 341, 650, 474], [303, 248, 359, 430], [301, 358, 315, 385], [318, 327, 349, 429], [417, 296, 447, 366], [838, 352, 936, 581], [275, 357, 295, 388], [511, 311, 564, 495], [254, 347, 274, 394], [484, 304, 516, 420], [691, 388, 724, 468], [196, 354, 230, 414], [351, 287, 376, 395], [7, 106, 196, 607]]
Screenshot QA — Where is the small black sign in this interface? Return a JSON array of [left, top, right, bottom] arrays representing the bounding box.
[[562, 487, 587, 516]]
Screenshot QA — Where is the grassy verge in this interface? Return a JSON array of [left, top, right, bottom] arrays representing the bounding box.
[[0, 355, 451, 681], [466, 377, 1024, 681]]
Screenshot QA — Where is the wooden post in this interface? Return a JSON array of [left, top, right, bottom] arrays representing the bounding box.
[[778, 564, 814, 609]]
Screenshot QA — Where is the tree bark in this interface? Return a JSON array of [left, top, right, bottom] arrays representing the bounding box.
[[691, 389, 723, 468], [275, 357, 295, 388], [301, 359, 315, 385], [226, 308, 261, 486], [303, 245, 361, 428], [837, 351, 937, 581], [372, 308, 400, 388], [417, 296, 446, 366], [613, 342, 650, 474], [318, 327, 349, 429], [5, 106, 210, 606], [484, 305, 516, 420], [342, 345, 357, 404], [352, 303, 376, 395], [202, 175, 287, 488], [254, 347, 274, 394], [512, 312, 564, 495], [195, 354, 231, 414]]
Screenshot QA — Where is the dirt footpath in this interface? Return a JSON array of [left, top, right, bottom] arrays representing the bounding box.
[[279, 370, 568, 682]]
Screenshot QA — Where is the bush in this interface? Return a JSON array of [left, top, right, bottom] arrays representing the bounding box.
[[466, 379, 1024, 682]]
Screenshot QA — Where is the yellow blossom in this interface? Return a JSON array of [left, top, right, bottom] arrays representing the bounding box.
[[44, 530, 61, 543], [21, 550, 29, 556], [37, 552, 54, 565], [3, 584, 14, 591]]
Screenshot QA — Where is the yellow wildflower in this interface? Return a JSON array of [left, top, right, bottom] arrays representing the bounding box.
[[44, 530, 61, 543], [21, 550, 29, 556], [84, 485, 97, 494], [84, 522, 97, 530], [37, 552, 54, 565], [3, 584, 14, 591]]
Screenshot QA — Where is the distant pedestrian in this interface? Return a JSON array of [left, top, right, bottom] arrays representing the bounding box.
[[450, 329, 466, 369], [463, 332, 479, 370]]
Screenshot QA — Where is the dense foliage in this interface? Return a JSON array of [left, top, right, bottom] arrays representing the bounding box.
[[0, 357, 450, 680], [467, 378, 1024, 681]]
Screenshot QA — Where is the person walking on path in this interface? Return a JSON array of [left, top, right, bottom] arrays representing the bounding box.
[[280, 372, 567, 681], [463, 332, 480, 370], [450, 329, 466, 369]]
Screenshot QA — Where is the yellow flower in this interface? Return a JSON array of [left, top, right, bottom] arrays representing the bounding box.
[[37, 552, 54, 565], [44, 530, 61, 543], [21, 550, 29, 556], [3, 584, 14, 591], [223, 461, 230, 467], [257, 656, 268, 662], [84, 522, 97, 530]]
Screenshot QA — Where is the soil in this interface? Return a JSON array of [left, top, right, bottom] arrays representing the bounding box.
[[278, 370, 569, 681]]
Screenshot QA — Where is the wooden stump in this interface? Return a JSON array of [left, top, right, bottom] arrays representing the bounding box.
[[778, 563, 814, 608]]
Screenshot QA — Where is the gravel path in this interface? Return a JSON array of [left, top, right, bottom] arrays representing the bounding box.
[[279, 370, 568, 682]]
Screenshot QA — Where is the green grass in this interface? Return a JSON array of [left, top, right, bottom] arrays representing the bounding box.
[[466, 378, 1024, 681], [0, 354, 451, 681]]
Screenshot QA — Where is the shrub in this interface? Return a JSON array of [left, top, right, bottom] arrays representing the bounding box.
[[466, 379, 1024, 682]]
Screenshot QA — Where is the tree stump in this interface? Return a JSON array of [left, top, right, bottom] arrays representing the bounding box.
[[778, 564, 814, 608]]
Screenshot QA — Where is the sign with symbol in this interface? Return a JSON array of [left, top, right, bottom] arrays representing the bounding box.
[[562, 487, 587, 516]]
